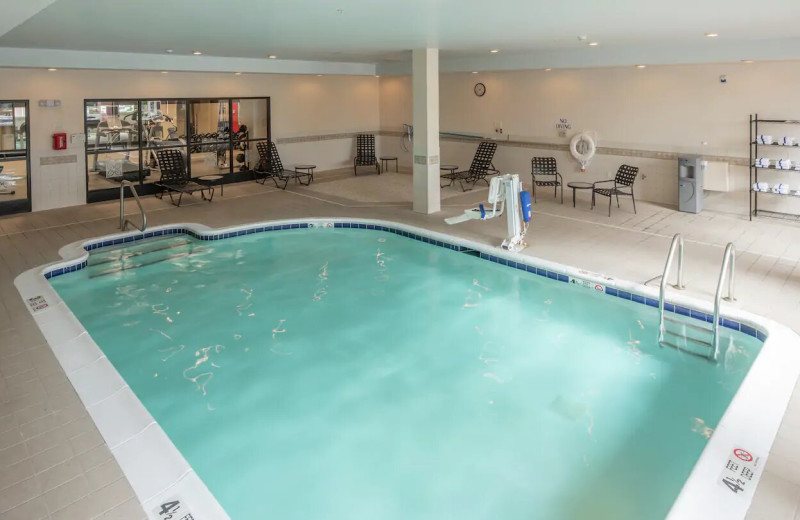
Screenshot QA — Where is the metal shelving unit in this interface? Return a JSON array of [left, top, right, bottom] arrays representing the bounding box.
[[749, 114, 800, 221]]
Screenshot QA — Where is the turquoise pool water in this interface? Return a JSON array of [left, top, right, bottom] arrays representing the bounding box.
[[51, 229, 762, 520]]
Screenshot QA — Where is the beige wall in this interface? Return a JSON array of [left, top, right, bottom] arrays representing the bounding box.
[[379, 61, 800, 208], [0, 68, 380, 211]]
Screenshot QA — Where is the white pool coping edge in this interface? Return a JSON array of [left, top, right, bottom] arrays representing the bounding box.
[[13, 217, 800, 520]]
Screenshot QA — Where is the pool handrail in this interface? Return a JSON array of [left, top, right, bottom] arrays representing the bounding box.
[[119, 180, 147, 232], [658, 234, 686, 343], [712, 242, 737, 360]]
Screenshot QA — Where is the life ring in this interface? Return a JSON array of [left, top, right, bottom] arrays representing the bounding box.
[[570, 132, 596, 172]]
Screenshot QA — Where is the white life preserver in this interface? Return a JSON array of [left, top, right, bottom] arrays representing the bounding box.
[[570, 132, 596, 172]]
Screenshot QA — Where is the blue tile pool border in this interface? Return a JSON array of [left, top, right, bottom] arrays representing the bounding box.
[[44, 222, 766, 343]]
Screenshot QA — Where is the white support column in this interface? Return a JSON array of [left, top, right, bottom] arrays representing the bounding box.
[[412, 48, 440, 214]]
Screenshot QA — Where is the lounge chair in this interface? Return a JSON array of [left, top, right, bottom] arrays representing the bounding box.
[[253, 141, 312, 189], [353, 134, 380, 175], [154, 149, 214, 206], [592, 164, 639, 216], [531, 157, 563, 203], [440, 141, 498, 191]]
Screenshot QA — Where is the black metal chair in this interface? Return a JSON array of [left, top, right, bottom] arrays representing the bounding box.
[[592, 165, 639, 216], [531, 157, 563, 204], [440, 141, 498, 191], [353, 134, 380, 175], [154, 149, 214, 206], [254, 141, 312, 189]]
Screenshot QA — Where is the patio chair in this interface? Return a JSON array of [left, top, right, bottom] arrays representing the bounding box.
[[253, 141, 312, 189], [592, 164, 639, 216], [531, 157, 563, 204], [440, 141, 498, 191], [353, 134, 380, 175], [154, 149, 214, 207]]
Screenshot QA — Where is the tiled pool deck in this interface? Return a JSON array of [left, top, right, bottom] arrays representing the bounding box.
[[1, 169, 799, 519]]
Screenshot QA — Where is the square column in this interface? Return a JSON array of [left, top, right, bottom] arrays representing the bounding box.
[[412, 48, 440, 214]]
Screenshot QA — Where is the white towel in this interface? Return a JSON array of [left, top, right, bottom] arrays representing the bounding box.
[[779, 184, 790, 195], [757, 158, 771, 167], [758, 182, 770, 192], [778, 159, 793, 169], [760, 135, 774, 144], [782, 136, 796, 146]]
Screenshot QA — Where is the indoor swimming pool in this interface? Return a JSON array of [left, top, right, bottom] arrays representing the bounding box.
[[39, 223, 769, 520]]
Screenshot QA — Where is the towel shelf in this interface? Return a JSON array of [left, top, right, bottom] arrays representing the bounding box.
[[749, 114, 800, 222]]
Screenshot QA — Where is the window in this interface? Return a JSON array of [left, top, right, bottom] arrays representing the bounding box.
[[84, 97, 270, 203]]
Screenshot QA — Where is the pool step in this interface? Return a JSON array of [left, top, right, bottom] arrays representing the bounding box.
[[88, 237, 192, 266], [86, 241, 208, 278], [660, 315, 714, 360]]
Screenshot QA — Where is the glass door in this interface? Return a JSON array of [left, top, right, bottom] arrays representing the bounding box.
[[0, 101, 31, 215]]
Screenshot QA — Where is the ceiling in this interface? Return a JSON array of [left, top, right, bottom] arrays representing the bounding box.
[[1, 0, 800, 71]]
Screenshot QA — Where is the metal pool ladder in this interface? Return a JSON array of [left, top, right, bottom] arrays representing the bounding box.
[[657, 234, 735, 362], [119, 180, 147, 232]]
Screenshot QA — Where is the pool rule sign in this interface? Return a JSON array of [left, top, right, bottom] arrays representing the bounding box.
[[719, 447, 760, 498]]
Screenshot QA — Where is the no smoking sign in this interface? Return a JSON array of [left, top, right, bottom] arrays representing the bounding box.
[[719, 447, 759, 497]]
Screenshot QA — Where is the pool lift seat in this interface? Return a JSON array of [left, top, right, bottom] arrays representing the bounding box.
[[445, 174, 532, 252]]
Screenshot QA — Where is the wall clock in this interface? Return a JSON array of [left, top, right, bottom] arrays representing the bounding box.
[[474, 82, 486, 97]]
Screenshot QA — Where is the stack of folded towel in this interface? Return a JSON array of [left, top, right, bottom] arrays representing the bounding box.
[[777, 159, 794, 169], [777, 184, 791, 195], [753, 182, 770, 192], [782, 136, 796, 146], [756, 158, 771, 168], [759, 135, 774, 144]]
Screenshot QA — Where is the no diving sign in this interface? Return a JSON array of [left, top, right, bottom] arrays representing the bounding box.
[[719, 447, 759, 498]]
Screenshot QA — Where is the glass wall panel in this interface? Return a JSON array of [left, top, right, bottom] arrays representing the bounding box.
[[85, 97, 269, 202], [233, 98, 268, 140], [0, 101, 31, 214], [85, 100, 139, 152], [189, 99, 231, 177], [87, 151, 142, 191]]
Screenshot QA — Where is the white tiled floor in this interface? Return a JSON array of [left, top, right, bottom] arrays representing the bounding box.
[[1, 169, 799, 519]]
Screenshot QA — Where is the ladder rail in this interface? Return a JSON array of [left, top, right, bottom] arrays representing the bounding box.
[[119, 180, 147, 232], [712, 243, 736, 361], [658, 234, 685, 343]]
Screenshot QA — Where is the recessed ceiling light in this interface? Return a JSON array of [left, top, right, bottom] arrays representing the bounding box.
[[47, 68, 57, 71], [268, 55, 277, 59], [472, 71, 479, 74], [166, 49, 173, 54], [160, 71, 169, 74], [544, 68, 552, 71], [489, 49, 499, 54], [235, 72, 242, 75], [588, 42, 599, 46], [705, 32, 719, 38], [192, 51, 202, 55], [635, 64, 647, 68], [741, 59, 754, 64], [316, 74, 324, 77], [375, 75, 380, 78]]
